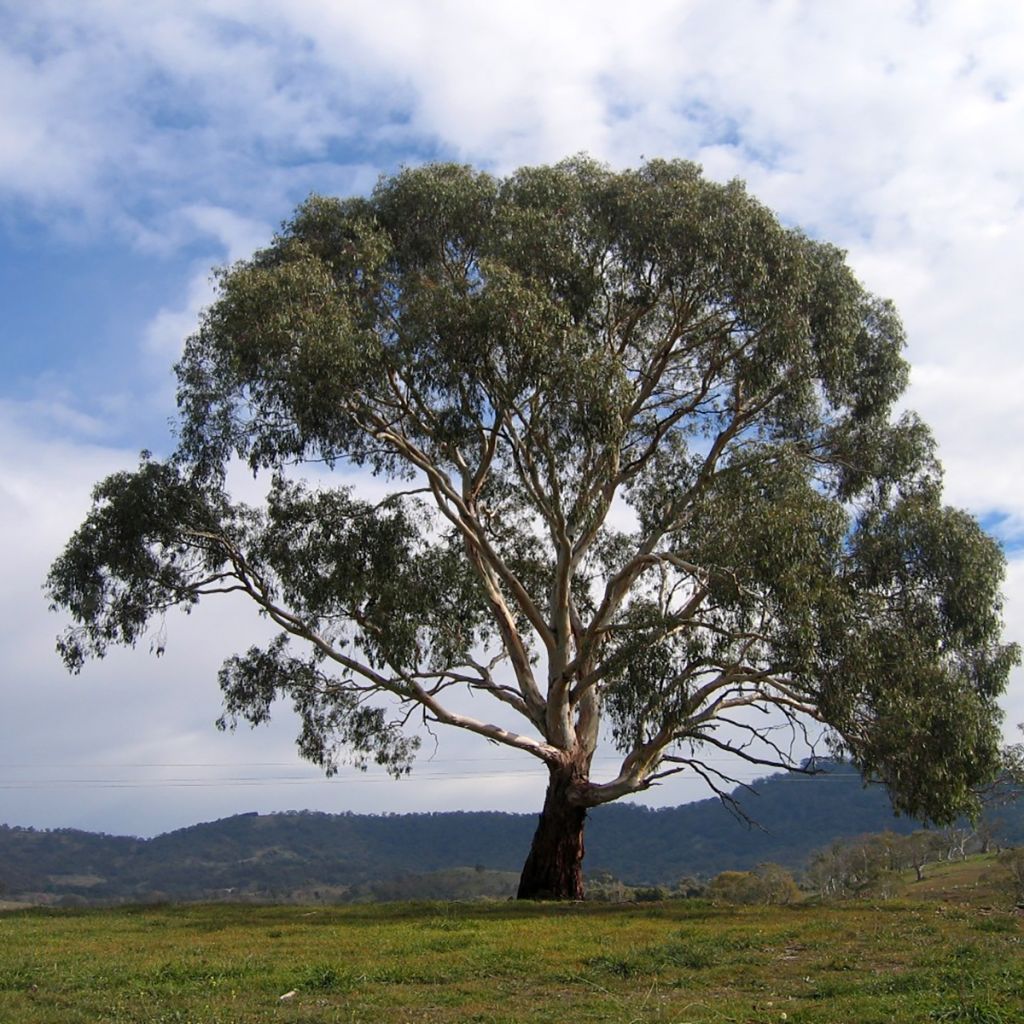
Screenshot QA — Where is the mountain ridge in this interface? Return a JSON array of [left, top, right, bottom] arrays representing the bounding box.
[[3, 761, 1020, 903]]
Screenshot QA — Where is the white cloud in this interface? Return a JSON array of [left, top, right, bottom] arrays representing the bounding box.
[[181, 204, 271, 262], [908, 364, 1024, 525], [142, 268, 215, 363], [139, 207, 273, 404]]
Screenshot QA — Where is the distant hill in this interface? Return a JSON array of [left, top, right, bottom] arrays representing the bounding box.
[[2, 761, 1021, 904]]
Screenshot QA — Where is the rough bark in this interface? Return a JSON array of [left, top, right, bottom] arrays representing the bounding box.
[[517, 761, 589, 900]]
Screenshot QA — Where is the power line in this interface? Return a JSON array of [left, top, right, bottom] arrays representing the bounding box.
[[0, 752, 802, 769], [0, 772, 857, 791], [1, 752, 846, 791]]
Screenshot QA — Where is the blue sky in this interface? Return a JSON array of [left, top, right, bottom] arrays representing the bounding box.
[[2, 0, 1023, 837]]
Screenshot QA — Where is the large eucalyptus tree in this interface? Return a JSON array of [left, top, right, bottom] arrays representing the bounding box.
[[48, 157, 1017, 899]]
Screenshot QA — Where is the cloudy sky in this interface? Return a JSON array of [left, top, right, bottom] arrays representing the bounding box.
[[2, 0, 1022, 838]]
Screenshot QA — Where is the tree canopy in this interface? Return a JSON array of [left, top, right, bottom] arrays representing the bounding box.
[[48, 156, 1018, 898]]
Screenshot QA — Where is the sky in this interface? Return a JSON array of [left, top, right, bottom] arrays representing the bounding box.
[[2, 0, 1023, 838]]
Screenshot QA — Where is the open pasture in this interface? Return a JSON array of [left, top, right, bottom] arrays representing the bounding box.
[[1, 897, 1022, 1023]]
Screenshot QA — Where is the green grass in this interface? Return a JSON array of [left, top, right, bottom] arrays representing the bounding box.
[[1, 897, 1022, 1023]]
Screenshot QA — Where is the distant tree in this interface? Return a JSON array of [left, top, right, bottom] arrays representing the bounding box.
[[936, 825, 974, 863], [998, 847, 1024, 903], [750, 862, 801, 904], [807, 832, 905, 897], [709, 870, 758, 904], [896, 830, 939, 882], [672, 875, 706, 898], [1003, 728, 1024, 791], [805, 843, 843, 898], [709, 863, 798, 904], [975, 816, 1004, 856], [584, 870, 629, 903], [633, 885, 666, 902], [977, 726, 1024, 852], [978, 724, 1024, 802], [48, 157, 1018, 900]]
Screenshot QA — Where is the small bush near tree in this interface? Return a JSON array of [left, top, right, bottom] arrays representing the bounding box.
[[753, 862, 802, 904], [709, 863, 799, 905], [633, 886, 666, 902], [708, 870, 755, 903]]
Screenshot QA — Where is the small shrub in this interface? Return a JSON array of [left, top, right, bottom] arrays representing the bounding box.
[[633, 886, 666, 902], [709, 864, 800, 905], [752, 862, 801, 905], [973, 916, 1019, 934], [296, 963, 352, 992], [708, 870, 758, 904], [585, 953, 640, 978], [652, 939, 715, 969]]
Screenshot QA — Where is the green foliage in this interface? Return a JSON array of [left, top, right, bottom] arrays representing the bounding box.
[[47, 156, 1018, 885]]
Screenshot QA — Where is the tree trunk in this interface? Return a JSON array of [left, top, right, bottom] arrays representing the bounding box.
[[517, 761, 588, 900]]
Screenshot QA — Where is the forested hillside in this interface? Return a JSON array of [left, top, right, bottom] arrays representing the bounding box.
[[2, 762, 1021, 904]]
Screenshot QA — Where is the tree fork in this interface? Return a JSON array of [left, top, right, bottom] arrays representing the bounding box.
[[516, 759, 589, 900]]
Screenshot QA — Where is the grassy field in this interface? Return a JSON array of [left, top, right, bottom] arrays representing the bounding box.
[[1, 865, 1022, 1024]]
